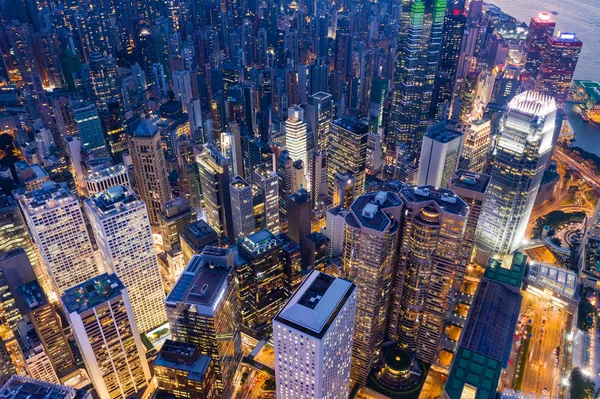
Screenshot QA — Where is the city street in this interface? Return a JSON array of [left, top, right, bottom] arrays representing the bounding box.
[[507, 292, 566, 398]]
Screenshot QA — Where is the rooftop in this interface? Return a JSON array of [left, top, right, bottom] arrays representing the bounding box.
[[85, 164, 127, 183], [508, 91, 556, 118], [85, 186, 141, 217], [425, 122, 463, 144], [348, 191, 403, 233], [445, 347, 502, 399], [133, 118, 160, 137], [331, 115, 368, 135], [230, 176, 251, 190], [159, 197, 192, 220], [239, 230, 282, 257], [17, 281, 48, 311], [61, 273, 126, 314], [155, 340, 212, 383], [165, 248, 233, 315], [400, 185, 469, 217], [182, 220, 219, 249], [17, 182, 76, 214], [484, 252, 528, 288], [527, 262, 576, 299], [449, 170, 491, 194], [276, 271, 355, 338], [0, 375, 87, 399]]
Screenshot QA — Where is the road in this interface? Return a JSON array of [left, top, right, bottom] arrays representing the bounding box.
[[554, 147, 600, 189], [507, 292, 566, 398]]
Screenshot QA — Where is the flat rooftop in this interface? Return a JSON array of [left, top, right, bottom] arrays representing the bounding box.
[[85, 164, 127, 183], [0, 375, 86, 399], [85, 186, 141, 217], [155, 340, 212, 382], [17, 182, 76, 214], [449, 170, 491, 194], [17, 281, 48, 311], [400, 185, 469, 217], [276, 271, 355, 338], [348, 191, 403, 232], [230, 176, 250, 190], [239, 230, 282, 257], [332, 115, 368, 135], [425, 122, 463, 143], [166, 249, 233, 315], [61, 273, 126, 314], [484, 252, 528, 288]]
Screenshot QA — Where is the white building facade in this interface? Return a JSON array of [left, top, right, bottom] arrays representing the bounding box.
[[274, 271, 356, 399]]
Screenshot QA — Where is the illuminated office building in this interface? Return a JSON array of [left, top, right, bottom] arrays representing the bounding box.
[[285, 106, 309, 182], [158, 197, 197, 252], [0, 375, 91, 399], [85, 164, 130, 196], [16, 182, 98, 295], [61, 274, 151, 399], [327, 116, 368, 201], [235, 230, 289, 337], [129, 118, 171, 226], [342, 191, 403, 385], [390, 186, 468, 364], [254, 167, 280, 234], [197, 144, 234, 240], [85, 186, 167, 333], [230, 176, 255, 241], [166, 248, 243, 399], [306, 92, 333, 151], [475, 91, 557, 259], [535, 32, 582, 102], [274, 271, 356, 399], [71, 100, 105, 152], [524, 13, 556, 75], [154, 340, 218, 399], [416, 122, 463, 188], [456, 119, 491, 174]]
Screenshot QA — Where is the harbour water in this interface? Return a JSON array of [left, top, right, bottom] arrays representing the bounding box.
[[489, 0, 600, 156]]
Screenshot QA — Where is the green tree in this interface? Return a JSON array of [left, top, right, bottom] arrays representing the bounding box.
[[570, 367, 595, 399]]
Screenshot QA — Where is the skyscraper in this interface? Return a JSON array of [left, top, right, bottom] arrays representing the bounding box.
[[196, 144, 234, 240], [389, 185, 468, 364], [17, 281, 76, 378], [416, 122, 464, 187], [0, 375, 91, 399], [327, 116, 368, 200], [524, 13, 556, 75], [84, 164, 130, 196], [535, 32, 582, 102], [342, 191, 403, 385], [84, 186, 167, 333], [71, 100, 105, 152], [16, 182, 98, 295], [230, 176, 256, 240], [475, 91, 557, 260], [287, 188, 311, 247], [254, 167, 280, 234], [389, 0, 446, 160], [306, 92, 333, 151], [129, 118, 171, 226], [166, 247, 243, 398], [235, 230, 289, 337], [61, 274, 151, 399], [285, 105, 309, 182], [456, 119, 491, 173], [448, 170, 491, 263], [274, 271, 356, 399]]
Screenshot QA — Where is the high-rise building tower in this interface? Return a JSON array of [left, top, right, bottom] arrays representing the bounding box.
[[166, 248, 243, 399], [71, 100, 105, 152], [475, 91, 557, 260], [327, 116, 368, 200], [235, 230, 289, 337], [306, 92, 333, 151], [389, 185, 468, 364], [84, 186, 167, 333], [16, 182, 98, 295], [535, 32, 582, 102], [61, 274, 151, 399], [457, 119, 491, 174], [416, 122, 464, 187], [129, 118, 171, 226], [230, 176, 256, 240], [342, 191, 403, 385], [287, 188, 311, 247], [85, 164, 130, 196], [448, 170, 491, 263], [154, 340, 219, 399], [274, 271, 356, 399], [285, 106, 309, 181], [254, 167, 280, 234], [196, 144, 234, 240], [18, 281, 76, 377], [0, 196, 43, 287], [0, 375, 91, 399], [389, 0, 446, 160], [172, 70, 194, 112], [524, 13, 556, 75]]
